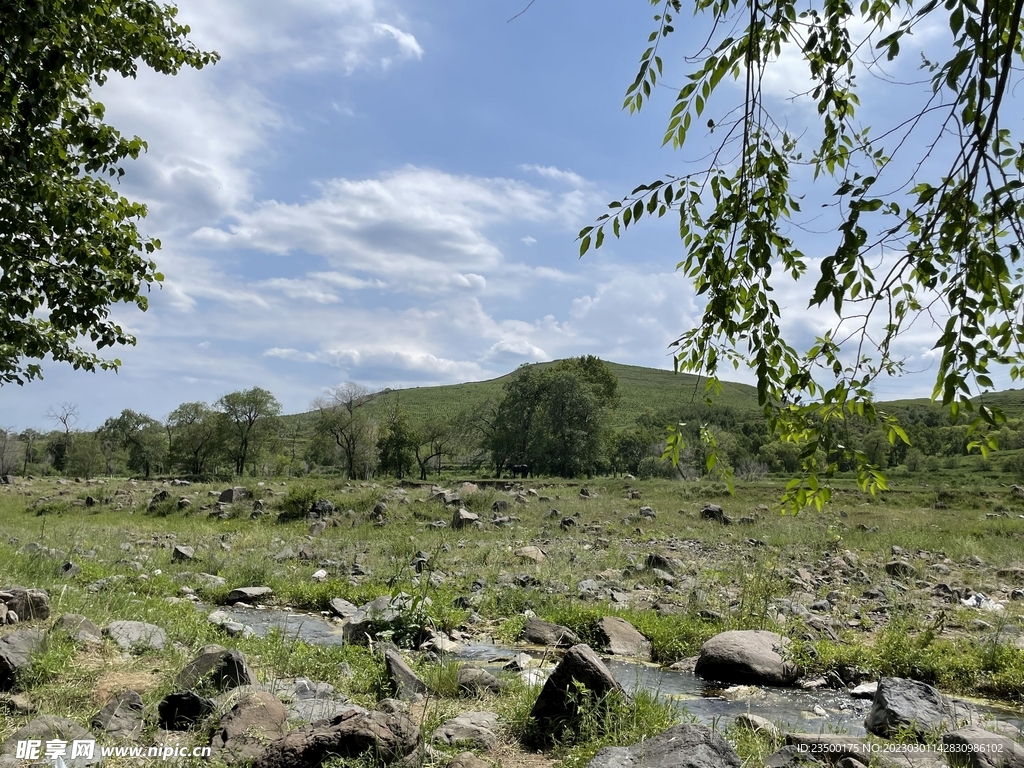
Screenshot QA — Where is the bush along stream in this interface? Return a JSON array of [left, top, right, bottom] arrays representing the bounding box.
[[2, 475, 1024, 767]]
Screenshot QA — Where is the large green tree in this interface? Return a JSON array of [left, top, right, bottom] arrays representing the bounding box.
[[311, 383, 379, 479], [217, 387, 281, 476], [0, 1, 217, 385], [100, 408, 165, 477], [167, 401, 223, 475], [580, 0, 1024, 510]]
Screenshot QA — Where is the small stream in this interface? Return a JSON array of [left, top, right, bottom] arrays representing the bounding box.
[[216, 606, 1023, 737]]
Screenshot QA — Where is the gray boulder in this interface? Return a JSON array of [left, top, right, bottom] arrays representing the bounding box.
[[209, 691, 289, 765], [452, 508, 479, 529], [0, 587, 50, 621], [91, 690, 144, 740], [51, 614, 102, 646], [328, 597, 358, 619], [249, 708, 421, 768], [219, 487, 249, 503], [597, 617, 652, 660], [172, 545, 195, 562], [864, 677, 964, 739], [1, 715, 101, 767], [528, 644, 625, 745], [0, 629, 46, 690], [694, 630, 798, 686], [457, 667, 502, 694], [227, 586, 273, 604], [432, 711, 499, 751], [942, 725, 1024, 768], [384, 648, 427, 701], [522, 617, 579, 647], [177, 648, 253, 691], [586, 723, 741, 768], [103, 620, 167, 652]]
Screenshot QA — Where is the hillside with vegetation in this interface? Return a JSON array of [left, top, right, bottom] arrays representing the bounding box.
[[3, 358, 1024, 488]]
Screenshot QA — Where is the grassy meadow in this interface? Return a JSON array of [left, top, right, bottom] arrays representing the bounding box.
[[2, 471, 1024, 767]]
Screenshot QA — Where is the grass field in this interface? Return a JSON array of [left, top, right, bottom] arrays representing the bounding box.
[[2, 472, 1024, 767]]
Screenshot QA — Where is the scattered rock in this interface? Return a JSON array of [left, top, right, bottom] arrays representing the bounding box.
[[249, 708, 421, 768], [586, 723, 741, 768], [209, 691, 289, 765], [597, 617, 652, 660], [432, 711, 499, 751], [104, 620, 167, 652], [449, 752, 491, 768], [734, 713, 781, 739], [522, 617, 579, 647], [208, 610, 254, 639], [172, 545, 195, 562], [694, 630, 798, 686], [91, 690, 144, 740]]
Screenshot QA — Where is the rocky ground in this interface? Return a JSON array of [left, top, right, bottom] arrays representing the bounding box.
[[1, 474, 1024, 767]]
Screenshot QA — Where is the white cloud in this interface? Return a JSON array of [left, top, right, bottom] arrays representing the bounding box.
[[173, 0, 422, 75], [520, 164, 587, 188], [191, 166, 597, 296], [521, 236, 537, 245]]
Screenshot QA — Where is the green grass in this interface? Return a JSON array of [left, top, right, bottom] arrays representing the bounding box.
[[2, 471, 1024, 765]]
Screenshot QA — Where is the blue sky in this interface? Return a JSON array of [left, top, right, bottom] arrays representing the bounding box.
[[2, 0, 1014, 429]]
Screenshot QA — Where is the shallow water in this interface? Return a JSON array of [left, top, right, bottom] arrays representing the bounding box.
[[217, 606, 1023, 736]]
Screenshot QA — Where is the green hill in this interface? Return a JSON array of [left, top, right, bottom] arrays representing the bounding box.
[[366, 360, 762, 429]]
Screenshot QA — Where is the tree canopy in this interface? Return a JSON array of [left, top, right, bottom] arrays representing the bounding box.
[[0, 1, 217, 385], [580, 0, 1024, 510]]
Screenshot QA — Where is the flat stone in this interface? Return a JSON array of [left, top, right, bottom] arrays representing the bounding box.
[[941, 725, 1024, 768], [51, 614, 102, 646], [0, 629, 46, 690], [227, 586, 273, 603], [432, 711, 499, 751], [104, 620, 167, 652], [586, 723, 741, 768], [91, 690, 144, 740], [177, 648, 254, 691], [597, 616, 652, 660], [328, 598, 358, 618], [249, 708, 421, 768], [1, 715, 101, 767], [209, 691, 289, 765], [522, 617, 579, 647]]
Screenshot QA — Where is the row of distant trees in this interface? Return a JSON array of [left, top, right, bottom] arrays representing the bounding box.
[[3, 355, 1024, 481]]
